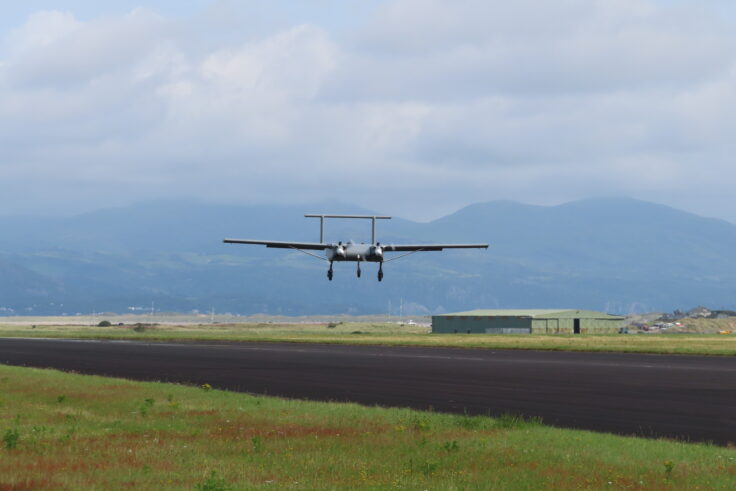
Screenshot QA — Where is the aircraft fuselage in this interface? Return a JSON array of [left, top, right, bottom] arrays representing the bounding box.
[[325, 243, 383, 262]]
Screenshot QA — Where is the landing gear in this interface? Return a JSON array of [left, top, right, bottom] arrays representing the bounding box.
[[356, 261, 361, 278], [378, 263, 384, 282], [327, 262, 333, 281]]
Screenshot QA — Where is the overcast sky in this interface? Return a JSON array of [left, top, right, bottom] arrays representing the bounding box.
[[1, 0, 735, 222]]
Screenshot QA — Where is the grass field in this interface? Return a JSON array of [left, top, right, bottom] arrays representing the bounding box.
[[1, 364, 735, 490], [2, 321, 736, 356]]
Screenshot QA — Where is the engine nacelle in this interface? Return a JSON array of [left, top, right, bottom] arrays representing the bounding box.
[[335, 244, 347, 259], [371, 245, 384, 260]]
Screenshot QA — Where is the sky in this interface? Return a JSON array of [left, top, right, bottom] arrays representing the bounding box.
[[1, 0, 736, 222]]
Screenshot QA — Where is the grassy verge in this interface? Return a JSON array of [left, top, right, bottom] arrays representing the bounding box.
[[1, 364, 735, 489], [3, 322, 736, 356]]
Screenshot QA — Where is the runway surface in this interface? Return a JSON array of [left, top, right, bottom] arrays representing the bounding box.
[[1, 338, 735, 444]]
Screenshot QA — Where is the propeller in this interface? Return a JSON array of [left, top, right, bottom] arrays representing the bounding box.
[[371, 244, 384, 259], [334, 242, 347, 258]]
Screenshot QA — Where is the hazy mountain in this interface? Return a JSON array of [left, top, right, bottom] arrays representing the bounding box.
[[1, 197, 734, 315]]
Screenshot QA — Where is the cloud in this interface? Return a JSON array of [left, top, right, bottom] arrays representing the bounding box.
[[0, 1, 735, 222]]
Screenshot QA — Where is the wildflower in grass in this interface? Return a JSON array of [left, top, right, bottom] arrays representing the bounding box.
[[457, 414, 483, 430], [443, 440, 459, 452], [419, 460, 439, 477], [31, 425, 47, 436], [201, 383, 213, 391], [412, 418, 431, 431], [196, 470, 229, 491], [494, 412, 541, 429], [139, 399, 154, 416], [251, 436, 263, 453], [664, 460, 675, 478], [3, 428, 19, 450]]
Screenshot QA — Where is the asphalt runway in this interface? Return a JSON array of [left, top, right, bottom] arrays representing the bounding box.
[[1, 338, 735, 444]]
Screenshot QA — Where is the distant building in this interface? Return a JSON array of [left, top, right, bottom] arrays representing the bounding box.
[[431, 309, 625, 334], [687, 306, 712, 318]]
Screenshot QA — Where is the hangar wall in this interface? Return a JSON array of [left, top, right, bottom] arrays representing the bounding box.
[[530, 317, 622, 334], [434, 315, 532, 334], [432, 310, 624, 334]]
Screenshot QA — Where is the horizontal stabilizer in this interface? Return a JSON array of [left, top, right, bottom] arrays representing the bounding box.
[[304, 214, 391, 220]]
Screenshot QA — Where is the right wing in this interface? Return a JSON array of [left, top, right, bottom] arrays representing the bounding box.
[[223, 239, 328, 250], [382, 243, 488, 252]]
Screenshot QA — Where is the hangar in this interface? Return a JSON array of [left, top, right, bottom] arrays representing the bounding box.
[[431, 309, 625, 334]]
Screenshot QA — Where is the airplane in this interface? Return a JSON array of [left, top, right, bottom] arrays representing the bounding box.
[[224, 214, 488, 281]]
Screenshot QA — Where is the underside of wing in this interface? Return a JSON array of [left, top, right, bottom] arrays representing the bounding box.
[[223, 239, 328, 250], [382, 243, 489, 252]]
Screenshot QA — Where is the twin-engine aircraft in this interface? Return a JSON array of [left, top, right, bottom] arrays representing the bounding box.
[[224, 214, 488, 281]]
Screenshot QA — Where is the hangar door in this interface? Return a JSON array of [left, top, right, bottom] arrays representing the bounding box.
[[484, 316, 531, 334]]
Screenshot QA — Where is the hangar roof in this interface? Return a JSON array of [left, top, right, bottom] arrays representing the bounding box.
[[437, 309, 624, 320]]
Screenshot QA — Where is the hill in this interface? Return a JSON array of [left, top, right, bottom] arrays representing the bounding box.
[[1, 197, 734, 315]]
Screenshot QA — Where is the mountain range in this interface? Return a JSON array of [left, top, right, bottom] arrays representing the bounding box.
[[1, 197, 735, 316]]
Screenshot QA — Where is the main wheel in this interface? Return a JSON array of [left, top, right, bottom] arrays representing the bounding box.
[[357, 269, 361, 278], [327, 270, 333, 281], [378, 271, 383, 281]]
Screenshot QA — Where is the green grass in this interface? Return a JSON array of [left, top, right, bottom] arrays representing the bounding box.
[[3, 322, 736, 356], [1, 364, 735, 489]]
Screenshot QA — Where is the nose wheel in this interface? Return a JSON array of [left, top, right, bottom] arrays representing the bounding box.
[[356, 261, 361, 278], [378, 263, 384, 281], [327, 262, 333, 281]]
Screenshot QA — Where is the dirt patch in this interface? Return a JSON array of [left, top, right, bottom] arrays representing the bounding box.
[[208, 420, 364, 441], [0, 479, 62, 491], [184, 409, 218, 417]]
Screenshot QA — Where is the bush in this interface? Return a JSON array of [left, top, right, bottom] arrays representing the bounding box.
[[3, 429, 19, 450], [97, 320, 112, 327]]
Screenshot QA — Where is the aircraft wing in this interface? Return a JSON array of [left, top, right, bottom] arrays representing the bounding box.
[[382, 243, 488, 252], [223, 239, 328, 250]]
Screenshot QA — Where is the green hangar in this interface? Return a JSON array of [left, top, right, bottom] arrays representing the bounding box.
[[431, 309, 625, 334]]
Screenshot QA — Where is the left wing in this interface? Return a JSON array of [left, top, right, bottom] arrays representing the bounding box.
[[381, 243, 488, 252], [224, 239, 328, 250]]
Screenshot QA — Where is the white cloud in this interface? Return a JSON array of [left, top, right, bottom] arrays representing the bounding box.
[[0, 1, 735, 222]]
